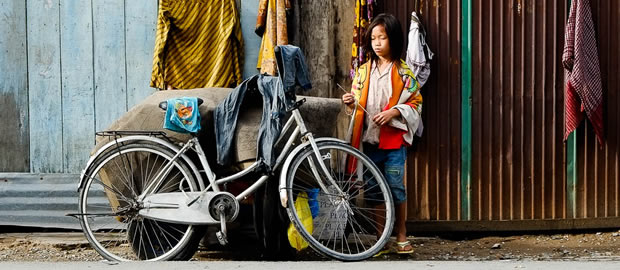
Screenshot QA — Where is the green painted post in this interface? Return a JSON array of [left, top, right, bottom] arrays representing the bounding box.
[[565, 0, 577, 219], [567, 133, 577, 218], [461, 0, 473, 221]]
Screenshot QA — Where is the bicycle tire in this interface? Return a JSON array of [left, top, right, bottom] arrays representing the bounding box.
[[78, 143, 203, 261], [285, 141, 395, 261]]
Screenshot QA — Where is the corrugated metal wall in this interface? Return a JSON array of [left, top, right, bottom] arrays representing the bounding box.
[[470, 0, 568, 221], [381, 0, 620, 223], [575, 0, 620, 219], [0, 174, 84, 229], [376, 0, 463, 221]]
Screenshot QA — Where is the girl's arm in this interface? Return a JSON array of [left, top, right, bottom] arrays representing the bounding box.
[[373, 108, 400, 126], [342, 65, 366, 113]]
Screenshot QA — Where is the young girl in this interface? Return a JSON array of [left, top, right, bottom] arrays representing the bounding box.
[[343, 13, 423, 254]]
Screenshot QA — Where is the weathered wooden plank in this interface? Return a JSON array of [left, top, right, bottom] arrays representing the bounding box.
[[125, 0, 157, 108], [27, 0, 63, 173], [60, 0, 95, 173], [0, 2, 29, 172], [240, 0, 261, 79], [93, 0, 127, 131]]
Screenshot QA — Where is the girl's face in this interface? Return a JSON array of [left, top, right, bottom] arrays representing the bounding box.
[[371, 24, 391, 60]]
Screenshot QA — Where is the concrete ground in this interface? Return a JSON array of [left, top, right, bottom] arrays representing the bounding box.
[[3, 229, 620, 262]]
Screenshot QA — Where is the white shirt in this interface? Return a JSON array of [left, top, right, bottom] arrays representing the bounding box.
[[362, 61, 393, 144]]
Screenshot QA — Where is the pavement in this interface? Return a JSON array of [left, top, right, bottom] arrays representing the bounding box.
[[2, 261, 620, 270]]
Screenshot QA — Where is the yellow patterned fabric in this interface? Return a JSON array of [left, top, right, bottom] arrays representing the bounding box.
[[150, 0, 243, 89], [350, 0, 374, 79], [255, 0, 289, 75]]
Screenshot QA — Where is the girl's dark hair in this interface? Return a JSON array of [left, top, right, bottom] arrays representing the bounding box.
[[363, 13, 404, 63]]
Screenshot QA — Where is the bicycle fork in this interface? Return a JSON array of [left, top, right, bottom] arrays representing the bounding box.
[[279, 110, 349, 209]]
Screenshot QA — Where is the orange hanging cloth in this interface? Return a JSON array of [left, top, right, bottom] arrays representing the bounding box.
[[255, 0, 290, 75]]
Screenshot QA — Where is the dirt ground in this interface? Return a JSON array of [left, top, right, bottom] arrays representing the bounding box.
[[2, 228, 620, 262]]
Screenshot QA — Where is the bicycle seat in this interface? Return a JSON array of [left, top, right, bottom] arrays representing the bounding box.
[[159, 98, 204, 111]]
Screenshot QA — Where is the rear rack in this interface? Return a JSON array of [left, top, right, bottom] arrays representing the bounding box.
[[95, 131, 175, 147]]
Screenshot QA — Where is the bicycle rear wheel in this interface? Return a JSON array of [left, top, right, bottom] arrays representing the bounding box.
[[285, 141, 394, 261], [78, 143, 202, 261]]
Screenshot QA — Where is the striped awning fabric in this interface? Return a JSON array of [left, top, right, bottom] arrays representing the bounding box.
[[150, 0, 244, 90]]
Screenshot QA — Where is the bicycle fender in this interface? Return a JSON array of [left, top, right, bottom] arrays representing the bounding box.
[[77, 135, 206, 192], [278, 137, 347, 208]]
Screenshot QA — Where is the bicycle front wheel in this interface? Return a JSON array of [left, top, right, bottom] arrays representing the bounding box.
[[78, 143, 202, 261], [285, 141, 395, 261]]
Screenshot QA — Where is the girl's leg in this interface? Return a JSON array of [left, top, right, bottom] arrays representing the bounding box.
[[384, 147, 411, 253], [395, 202, 413, 252]]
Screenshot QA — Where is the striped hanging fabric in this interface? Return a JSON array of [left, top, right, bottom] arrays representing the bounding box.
[[150, 0, 244, 90]]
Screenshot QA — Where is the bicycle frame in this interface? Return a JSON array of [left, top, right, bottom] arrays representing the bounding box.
[[133, 107, 344, 207]]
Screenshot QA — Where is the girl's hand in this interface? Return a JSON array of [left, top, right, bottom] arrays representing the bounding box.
[[342, 93, 355, 106], [373, 108, 400, 126]]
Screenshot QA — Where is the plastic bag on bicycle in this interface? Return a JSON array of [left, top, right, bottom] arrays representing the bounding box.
[[287, 192, 313, 251], [163, 97, 201, 133]]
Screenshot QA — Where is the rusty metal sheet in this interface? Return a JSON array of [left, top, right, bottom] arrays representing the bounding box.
[[377, 0, 463, 221], [381, 0, 619, 224], [575, 0, 620, 219]]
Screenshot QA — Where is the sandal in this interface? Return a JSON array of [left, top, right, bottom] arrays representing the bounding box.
[[373, 247, 393, 258], [396, 241, 414, 254]]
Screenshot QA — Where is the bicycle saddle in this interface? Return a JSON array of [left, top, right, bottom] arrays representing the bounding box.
[[158, 98, 204, 111]]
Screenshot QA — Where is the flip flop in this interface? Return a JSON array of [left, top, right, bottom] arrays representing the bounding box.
[[396, 241, 414, 254], [373, 247, 393, 258]]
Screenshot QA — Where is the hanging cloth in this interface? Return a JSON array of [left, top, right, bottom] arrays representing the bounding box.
[[406, 11, 433, 88], [255, 0, 290, 76], [350, 0, 374, 79], [562, 0, 604, 144], [150, 0, 244, 89]]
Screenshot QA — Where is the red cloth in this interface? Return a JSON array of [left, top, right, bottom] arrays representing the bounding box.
[[562, 0, 604, 144]]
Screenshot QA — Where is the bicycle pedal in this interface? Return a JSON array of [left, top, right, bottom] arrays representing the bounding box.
[[216, 231, 228, 245]]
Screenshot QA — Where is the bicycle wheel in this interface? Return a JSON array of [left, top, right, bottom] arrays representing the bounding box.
[[79, 143, 202, 261], [285, 140, 395, 261]]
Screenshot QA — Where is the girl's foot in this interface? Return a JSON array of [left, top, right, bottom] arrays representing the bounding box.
[[396, 241, 414, 254]]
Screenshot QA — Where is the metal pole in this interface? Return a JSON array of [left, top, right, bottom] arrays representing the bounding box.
[[565, 0, 578, 219], [460, 0, 473, 221]]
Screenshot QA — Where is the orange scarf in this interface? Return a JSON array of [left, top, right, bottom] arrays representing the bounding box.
[[347, 60, 422, 173]]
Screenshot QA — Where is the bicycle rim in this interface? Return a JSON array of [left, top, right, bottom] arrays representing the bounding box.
[[285, 141, 394, 261], [79, 144, 198, 261]]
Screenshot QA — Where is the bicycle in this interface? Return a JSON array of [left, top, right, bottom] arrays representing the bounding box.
[[73, 54, 395, 262]]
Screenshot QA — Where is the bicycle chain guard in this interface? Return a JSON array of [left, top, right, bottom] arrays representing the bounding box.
[[139, 191, 239, 225]]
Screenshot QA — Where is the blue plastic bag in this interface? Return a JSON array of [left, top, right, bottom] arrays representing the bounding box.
[[163, 97, 201, 133], [307, 188, 320, 218]]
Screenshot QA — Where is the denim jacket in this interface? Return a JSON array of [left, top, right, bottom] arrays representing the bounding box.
[[214, 45, 311, 171]]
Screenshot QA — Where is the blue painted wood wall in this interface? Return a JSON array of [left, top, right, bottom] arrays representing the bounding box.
[[0, 0, 260, 173]]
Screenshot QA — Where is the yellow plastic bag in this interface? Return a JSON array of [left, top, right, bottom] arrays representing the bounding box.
[[287, 192, 313, 251]]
